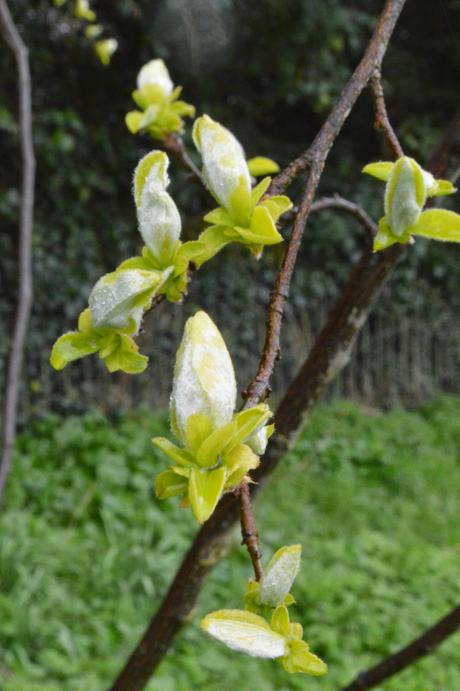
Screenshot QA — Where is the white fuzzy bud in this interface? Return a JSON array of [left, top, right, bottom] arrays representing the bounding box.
[[137, 59, 174, 96], [384, 157, 427, 236], [259, 545, 302, 607], [192, 114, 252, 218], [88, 269, 159, 330], [134, 151, 181, 265], [170, 311, 237, 441]]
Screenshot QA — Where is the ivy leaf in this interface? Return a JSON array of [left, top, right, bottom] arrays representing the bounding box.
[[188, 466, 227, 523], [201, 610, 286, 658]]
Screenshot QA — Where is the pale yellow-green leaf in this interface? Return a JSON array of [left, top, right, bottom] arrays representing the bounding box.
[[430, 179, 457, 197], [251, 176, 271, 206], [270, 605, 290, 636], [408, 209, 460, 242], [281, 640, 327, 676], [247, 156, 280, 177], [260, 544, 302, 607], [155, 469, 188, 499], [125, 111, 143, 134], [184, 413, 214, 455], [224, 443, 260, 487], [152, 437, 194, 467], [188, 466, 226, 523], [50, 331, 101, 370], [201, 610, 286, 658], [259, 195, 293, 222], [362, 161, 394, 182]]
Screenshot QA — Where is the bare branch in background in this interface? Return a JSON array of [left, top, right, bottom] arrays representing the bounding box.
[[0, 0, 35, 502], [341, 604, 460, 691]]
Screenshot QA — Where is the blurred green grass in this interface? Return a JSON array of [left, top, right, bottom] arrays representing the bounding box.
[[1, 396, 459, 690]]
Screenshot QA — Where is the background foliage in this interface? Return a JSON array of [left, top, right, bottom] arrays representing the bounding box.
[[1, 396, 459, 689], [1, 0, 460, 415]]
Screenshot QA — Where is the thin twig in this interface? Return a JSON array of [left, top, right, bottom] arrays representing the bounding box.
[[0, 0, 35, 503], [311, 195, 378, 239], [238, 482, 263, 581], [370, 69, 404, 158], [341, 604, 460, 691], [108, 3, 407, 689], [162, 133, 204, 184]]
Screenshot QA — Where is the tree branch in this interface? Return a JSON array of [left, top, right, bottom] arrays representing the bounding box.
[[162, 132, 204, 184], [0, 0, 35, 502], [341, 604, 460, 691], [370, 68, 404, 158], [311, 195, 378, 240], [238, 482, 263, 581], [108, 2, 407, 688]]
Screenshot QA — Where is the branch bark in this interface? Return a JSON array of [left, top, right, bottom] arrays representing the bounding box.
[[109, 2, 407, 688], [0, 0, 35, 502], [238, 482, 263, 581], [341, 604, 460, 691], [311, 195, 378, 240], [370, 69, 404, 159]]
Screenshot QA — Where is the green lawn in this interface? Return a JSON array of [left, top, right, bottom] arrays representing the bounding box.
[[1, 396, 459, 690]]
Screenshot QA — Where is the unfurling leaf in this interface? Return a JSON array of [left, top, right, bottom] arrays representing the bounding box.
[[201, 606, 327, 676], [94, 38, 118, 66], [134, 151, 182, 266], [260, 545, 302, 607], [88, 268, 162, 330], [201, 610, 286, 658]]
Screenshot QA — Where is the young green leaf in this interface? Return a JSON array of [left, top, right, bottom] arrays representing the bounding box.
[[259, 545, 302, 607], [408, 209, 460, 242], [188, 466, 227, 524], [201, 610, 287, 658], [247, 156, 280, 177]]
